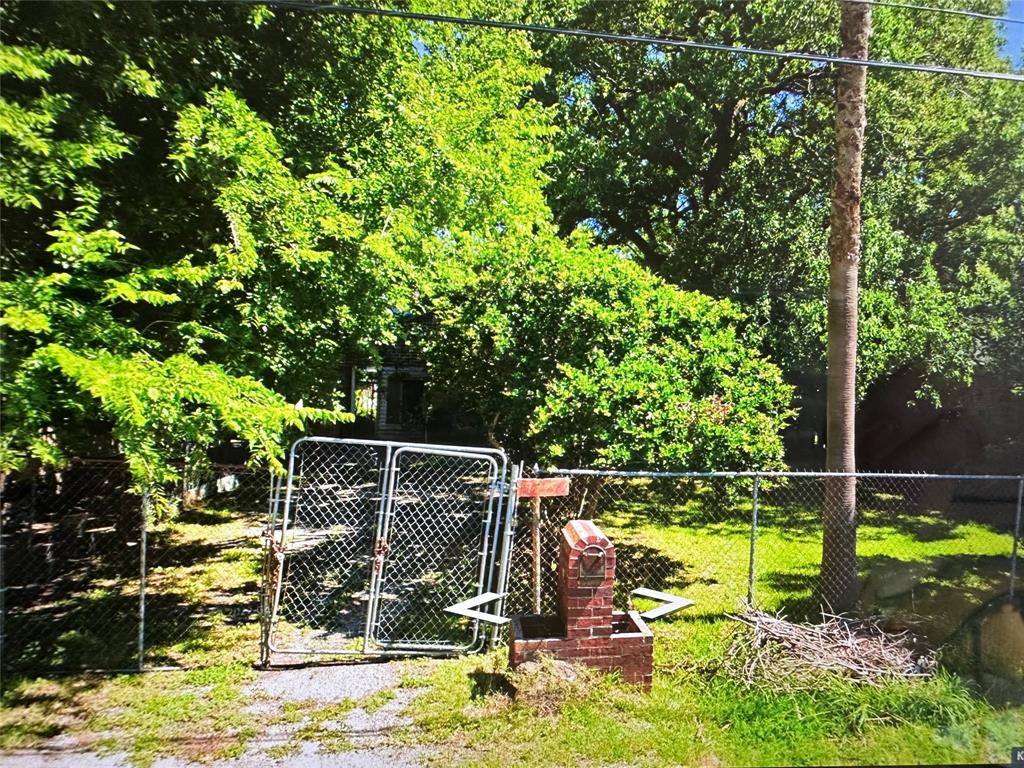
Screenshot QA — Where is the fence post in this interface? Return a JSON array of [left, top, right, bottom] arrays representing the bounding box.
[[491, 461, 521, 648], [1011, 476, 1023, 601], [138, 489, 150, 672], [181, 444, 190, 510], [0, 473, 7, 694], [531, 495, 542, 614], [260, 471, 279, 668], [746, 474, 761, 607]]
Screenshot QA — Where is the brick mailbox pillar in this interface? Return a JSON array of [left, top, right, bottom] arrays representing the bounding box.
[[510, 519, 654, 689], [559, 519, 615, 638]]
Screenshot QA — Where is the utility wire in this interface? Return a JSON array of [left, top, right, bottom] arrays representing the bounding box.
[[845, 0, 1024, 25], [250, 0, 1024, 82]]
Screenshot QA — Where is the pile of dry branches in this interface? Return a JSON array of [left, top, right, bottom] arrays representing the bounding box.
[[726, 610, 936, 686]]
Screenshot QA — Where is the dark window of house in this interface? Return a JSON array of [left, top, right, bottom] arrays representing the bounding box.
[[386, 374, 403, 424], [402, 379, 425, 424], [385, 375, 426, 426]]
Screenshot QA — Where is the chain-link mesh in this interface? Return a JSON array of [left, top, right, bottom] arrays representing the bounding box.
[[0, 460, 271, 678], [3, 454, 1020, 678], [267, 440, 505, 657], [373, 449, 499, 650], [507, 469, 1022, 652], [505, 472, 758, 622], [1, 461, 141, 674], [269, 440, 385, 655]]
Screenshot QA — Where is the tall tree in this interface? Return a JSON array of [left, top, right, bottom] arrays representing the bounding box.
[[822, 0, 871, 612], [0, 1, 558, 489], [531, 0, 1024, 451]]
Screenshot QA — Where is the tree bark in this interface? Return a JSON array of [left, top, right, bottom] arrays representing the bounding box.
[[822, 0, 871, 613]]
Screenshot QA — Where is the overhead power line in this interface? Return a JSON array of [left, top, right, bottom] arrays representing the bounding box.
[[251, 1, 1024, 82], [846, 0, 1024, 25]]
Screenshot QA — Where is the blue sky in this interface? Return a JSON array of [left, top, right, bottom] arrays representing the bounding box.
[[1000, 1, 1024, 68]]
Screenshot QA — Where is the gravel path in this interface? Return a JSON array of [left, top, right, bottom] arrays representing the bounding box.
[[0, 661, 434, 768], [252, 661, 407, 702]]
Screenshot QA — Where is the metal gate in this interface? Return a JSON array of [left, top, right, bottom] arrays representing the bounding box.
[[262, 438, 515, 662]]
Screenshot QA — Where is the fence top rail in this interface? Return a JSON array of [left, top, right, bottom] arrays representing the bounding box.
[[539, 468, 1024, 482], [290, 435, 507, 459]]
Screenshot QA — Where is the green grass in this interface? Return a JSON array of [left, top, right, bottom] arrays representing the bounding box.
[[594, 480, 1014, 622], [287, 699, 357, 754], [391, 484, 1021, 767], [1, 663, 260, 767], [397, 650, 1020, 767], [1, 500, 267, 766], [3, 483, 1021, 766]]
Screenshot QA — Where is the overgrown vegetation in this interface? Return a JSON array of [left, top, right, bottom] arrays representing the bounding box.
[[1, 1, 797, 487], [1, 1, 1021, 763], [398, 646, 1018, 767], [423, 236, 796, 467], [6, 0, 1019, 488], [2, 483, 1020, 765], [536, 0, 1024, 409]]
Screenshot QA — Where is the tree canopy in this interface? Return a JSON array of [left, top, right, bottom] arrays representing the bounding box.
[[2, 0, 1018, 490], [533, 0, 1023, 408], [0, 1, 794, 490], [422, 233, 795, 468]]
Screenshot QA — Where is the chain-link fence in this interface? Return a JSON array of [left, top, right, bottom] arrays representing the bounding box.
[[4, 455, 1021, 682], [506, 469, 1024, 650], [1, 459, 271, 682], [266, 438, 509, 660]]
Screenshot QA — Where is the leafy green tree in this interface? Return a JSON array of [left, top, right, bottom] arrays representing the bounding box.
[[422, 234, 795, 468], [530, 0, 1024, 416], [0, 1, 577, 487], [0, 44, 347, 487], [1, 0, 799, 495]]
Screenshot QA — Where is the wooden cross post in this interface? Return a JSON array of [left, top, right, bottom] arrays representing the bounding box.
[[516, 477, 572, 615]]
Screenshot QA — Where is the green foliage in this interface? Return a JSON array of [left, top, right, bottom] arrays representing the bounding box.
[[0, 41, 352, 487], [0, 43, 125, 209], [533, 0, 1024, 405], [2, 2, 796, 487], [41, 346, 339, 484], [423, 235, 795, 468]]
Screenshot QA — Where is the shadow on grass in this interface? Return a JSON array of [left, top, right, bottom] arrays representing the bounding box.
[[762, 552, 1013, 619], [759, 551, 1021, 698], [2, 496, 265, 678], [470, 670, 514, 699], [757, 478, 1017, 543]]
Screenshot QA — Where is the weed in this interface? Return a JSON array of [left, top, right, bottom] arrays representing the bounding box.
[[507, 653, 605, 716], [266, 742, 300, 758], [362, 688, 397, 713], [271, 698, 357, 756]]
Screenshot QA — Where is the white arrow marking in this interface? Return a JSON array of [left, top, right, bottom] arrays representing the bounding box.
[[631, 587, 695, 620], [443, 591, 509, 625]]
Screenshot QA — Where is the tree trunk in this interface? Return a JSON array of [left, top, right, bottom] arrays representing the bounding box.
[[822, 0, 872, 613]]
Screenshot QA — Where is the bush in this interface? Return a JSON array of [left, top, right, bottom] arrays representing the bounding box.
[[422, 234, 796, 469]]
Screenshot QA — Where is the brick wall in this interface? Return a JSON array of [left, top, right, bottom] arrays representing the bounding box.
[[510, 519, 653, 689]]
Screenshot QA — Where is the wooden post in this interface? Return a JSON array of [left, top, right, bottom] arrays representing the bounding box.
[[515, 477, 571, 615], [531, 496, 542, 613]]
